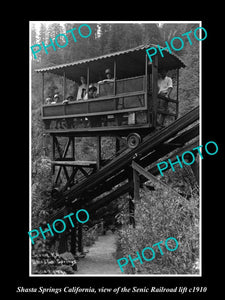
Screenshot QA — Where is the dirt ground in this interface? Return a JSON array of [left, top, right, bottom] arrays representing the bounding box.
[[77, 231, 122, 275]]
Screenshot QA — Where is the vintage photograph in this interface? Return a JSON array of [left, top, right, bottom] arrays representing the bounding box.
[[30, 21, 201, 276]]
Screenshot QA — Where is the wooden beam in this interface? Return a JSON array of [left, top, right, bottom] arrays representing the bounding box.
[[61, 167, 79, 192], [52, 135, 56, 176], [62, 107, 199, 206], [115, 137, 120, 154], [113, 59, 117, 95], [78, 166, 90, 178], [72, 136, 75, 160], [51, 160, 97, 167], [63, 71, 66, 100], [132, 161, 186, 200], [54, 137, 72, 185], [87, 181, 132, 213], [145, 52, 150, 124], [96, 136, 101, 170], [42, 73, 45, 104], [133, 168, 140, 201]]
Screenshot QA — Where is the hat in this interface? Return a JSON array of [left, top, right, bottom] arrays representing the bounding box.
[[105, 68, 111, 75], [89, 84, 97, 91]]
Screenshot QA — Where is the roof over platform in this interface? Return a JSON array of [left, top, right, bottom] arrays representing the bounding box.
[[35, 43, 186, 82]]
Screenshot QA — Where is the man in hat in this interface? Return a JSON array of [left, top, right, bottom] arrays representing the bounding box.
[[84, 84, 97, 100], [98, 68, 114, 84], [104, 68, 114, 82]]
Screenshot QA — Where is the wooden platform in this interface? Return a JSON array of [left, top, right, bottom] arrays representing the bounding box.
[[51, 160, 97, 167]]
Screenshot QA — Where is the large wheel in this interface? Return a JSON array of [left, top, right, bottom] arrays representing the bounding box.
[[127, 133, 142, 149]]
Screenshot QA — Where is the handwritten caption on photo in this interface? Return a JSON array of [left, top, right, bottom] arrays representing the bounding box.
[[28, 209, 89, 244]]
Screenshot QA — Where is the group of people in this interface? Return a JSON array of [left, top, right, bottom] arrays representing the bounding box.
[[76, 68, 114, 101], [45, 67, 173, 126], [45, 68, 114, 105]]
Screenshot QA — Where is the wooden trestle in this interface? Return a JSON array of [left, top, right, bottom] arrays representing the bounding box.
[[48, 106, 199, 256]]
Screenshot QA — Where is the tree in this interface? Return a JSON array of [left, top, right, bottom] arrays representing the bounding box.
[[141, 23, 162, 44], [98, 23, 111, 55], [38, 23, 47, 64], [31, 23, 37, 46]]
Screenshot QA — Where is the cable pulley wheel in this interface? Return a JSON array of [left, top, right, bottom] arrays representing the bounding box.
[[127, 133, 142, 149]]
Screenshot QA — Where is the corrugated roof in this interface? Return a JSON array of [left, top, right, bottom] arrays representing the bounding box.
[[35, 43, 186, 82]]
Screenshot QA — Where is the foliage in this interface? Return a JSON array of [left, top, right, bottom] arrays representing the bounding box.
[[116, 181, 199, 274], [31, 155, 52, 229]]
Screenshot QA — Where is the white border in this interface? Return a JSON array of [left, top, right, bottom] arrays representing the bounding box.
[[29, 20, 202, 277]]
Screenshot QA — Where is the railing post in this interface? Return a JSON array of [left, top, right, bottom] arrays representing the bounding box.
[[42, 72, 45, 104], [113, 58, 117, 95], [63, 71, 66, 101], [152, 54, 158, 127], [145, 52, 150, 125], [128, 169, 135, 228]]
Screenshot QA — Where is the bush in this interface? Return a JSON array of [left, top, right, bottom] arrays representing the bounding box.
[[117, 184, 199, 274], [31, 156, 52, 229]]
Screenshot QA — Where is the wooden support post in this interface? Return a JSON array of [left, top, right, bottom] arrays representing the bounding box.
[[128, 170, 135, 228], [129, 197, 135, 228], [145, 52, 150, 124], [42, 73, 45, 104], [54, 136, 71, 185], [71, 136, 75, 160], [52, 135, 56, 177], [71, 136, 75, 185], [133, 167, 140, 201], [152, 55, 158, 127], [132, 161, 186, 200], [96, 136, 101, 170], [113, 59, 117, 95], [115, 137, 120, 154]]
